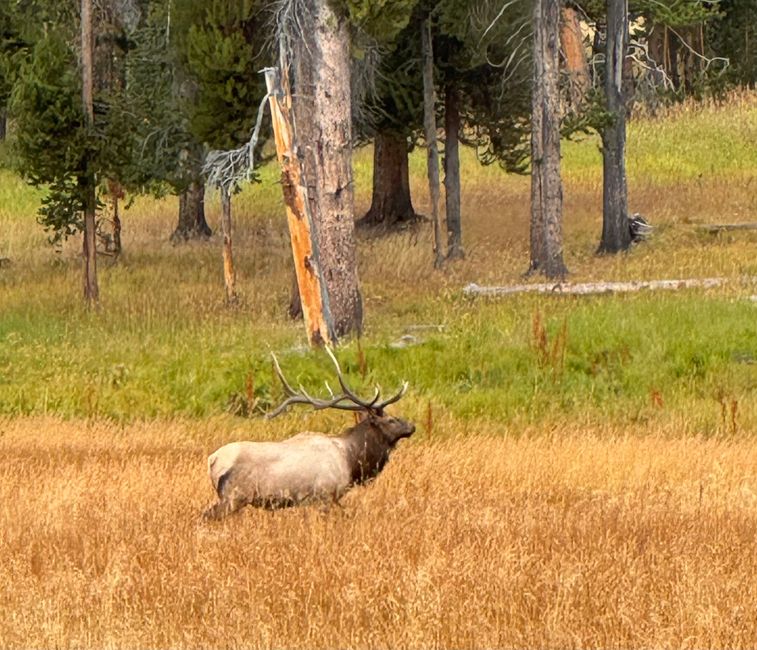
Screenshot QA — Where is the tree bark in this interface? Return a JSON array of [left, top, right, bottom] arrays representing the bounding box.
[[359, 131, 417, 228], [529, 10, 546, 275], [288, 268, 303, 320], [0, 109, 6, 140], [266, 65, 335, 346], [422, 18, 444, 269], [560, 6, 590, 109], [292, 0, 363, 338], [220, 187, 238, 305], [528, 0, 568, 279], [171, 180, 212, 243], [103, 179, 122, 255], [81, 0, 99, 305], [599, 0, 632, 254], [444, 82, 464, 260]]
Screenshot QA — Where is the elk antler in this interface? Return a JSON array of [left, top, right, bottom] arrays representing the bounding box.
[[267, 348, 408, 418], [323, 346, 408, 412]]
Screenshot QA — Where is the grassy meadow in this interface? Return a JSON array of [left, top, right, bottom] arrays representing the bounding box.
[[1, 92, 756, 648]]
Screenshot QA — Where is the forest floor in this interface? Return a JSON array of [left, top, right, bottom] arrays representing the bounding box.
[[0, 92, 756, 648]]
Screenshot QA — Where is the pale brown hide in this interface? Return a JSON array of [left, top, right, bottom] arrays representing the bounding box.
[[203, 415, 414, 520]]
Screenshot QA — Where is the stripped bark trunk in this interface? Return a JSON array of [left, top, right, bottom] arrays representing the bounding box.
[[288, 269, 303, 320], [528, 0, 568, 279], [359, 131, 417, 228], [444, 81, 463, 260], [220, 187, 238, 305], [292, 0, 362, 337], [599, 0, 632, 254], [560, 6, 590, 109], [172, 179, 212, 242], [81, 0, 98, 305], [422, 18, 444, 269], [266, 65, 334, 346], [103, 179, 122, 255], [529, 10, 546, 275]]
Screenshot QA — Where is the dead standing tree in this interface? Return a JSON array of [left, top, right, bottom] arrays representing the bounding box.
[[283, 0, 363, 338], [264, 65, 335, 346], [81, 0, 99, 305], [560, 3, 590, 110], [528, 0, 568, 279], [599, 0, 632, 254], [202, 49, 337, 343], [444, 80, 464, 261], [203, 82, 267, 309], [422, 17, 445, 269]]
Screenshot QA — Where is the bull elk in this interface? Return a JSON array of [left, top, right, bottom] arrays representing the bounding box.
[[203, 348, 414, 520]]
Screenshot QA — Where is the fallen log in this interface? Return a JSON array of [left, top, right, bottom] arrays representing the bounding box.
[[463, 277, 732, 297], [698, 223, 757, 234]]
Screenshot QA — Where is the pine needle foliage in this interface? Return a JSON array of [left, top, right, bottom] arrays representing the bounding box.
[[10, 32, 91, 243]]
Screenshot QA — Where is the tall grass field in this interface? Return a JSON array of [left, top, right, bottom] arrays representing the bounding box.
[[1, 93, 756, 648]]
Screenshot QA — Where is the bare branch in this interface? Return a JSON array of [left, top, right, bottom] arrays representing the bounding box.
[[203, 89, 271, 192]]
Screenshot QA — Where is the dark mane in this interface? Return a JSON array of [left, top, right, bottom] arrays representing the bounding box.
[[341, 418, 394, 485]]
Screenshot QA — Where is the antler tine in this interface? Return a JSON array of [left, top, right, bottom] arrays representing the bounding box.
[[267, 350, 375, 419], [266, 397, 304, 419], [374, 380, 409, 410], [324, 345, 384, 410], [322, 380, 375, 411], [299, 384, 366, 412], [271, 352, 298, 397], [267, 353, 314, 419]]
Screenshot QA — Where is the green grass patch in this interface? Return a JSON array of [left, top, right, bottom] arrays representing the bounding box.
[[1, 286, 754, 431], [1, 95, 756, 431]]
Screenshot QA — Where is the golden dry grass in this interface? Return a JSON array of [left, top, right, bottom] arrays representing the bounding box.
[[2, 417, 757, 649], [2, 93, 756, 649]]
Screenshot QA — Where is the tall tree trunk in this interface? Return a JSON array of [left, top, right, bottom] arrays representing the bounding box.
[[104, 179, 122, 255], [0, 109, 6, 140], [599, 0, 632, 254], [171, 180, 211, 242], [288, 269, 303, 320], [81, 0, 99, 305], [266, 65, 335, 346], [359, 131, 417, 228], [560, 6, 590, 109], [220, 187, 238, 305], [528, 0, 568, 279], [529, 14, 546, 274], [422, 18, 444, 269], [444, 82, 464, 260], [668, 29, 681, 90], [293, 0, 363, 337]]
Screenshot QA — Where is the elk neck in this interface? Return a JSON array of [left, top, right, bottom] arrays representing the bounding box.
[[341, 417, 394, 485]]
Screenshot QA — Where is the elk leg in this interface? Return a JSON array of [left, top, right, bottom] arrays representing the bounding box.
[[202, 496, 246, 521], [316, 493, 345, 515], [202, 500, 229, 521]]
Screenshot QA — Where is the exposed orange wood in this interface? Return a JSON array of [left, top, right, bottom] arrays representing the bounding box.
[[560, 7, 590, 106], [264, 66, 334, 346], [220, 187, 238, 305]]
